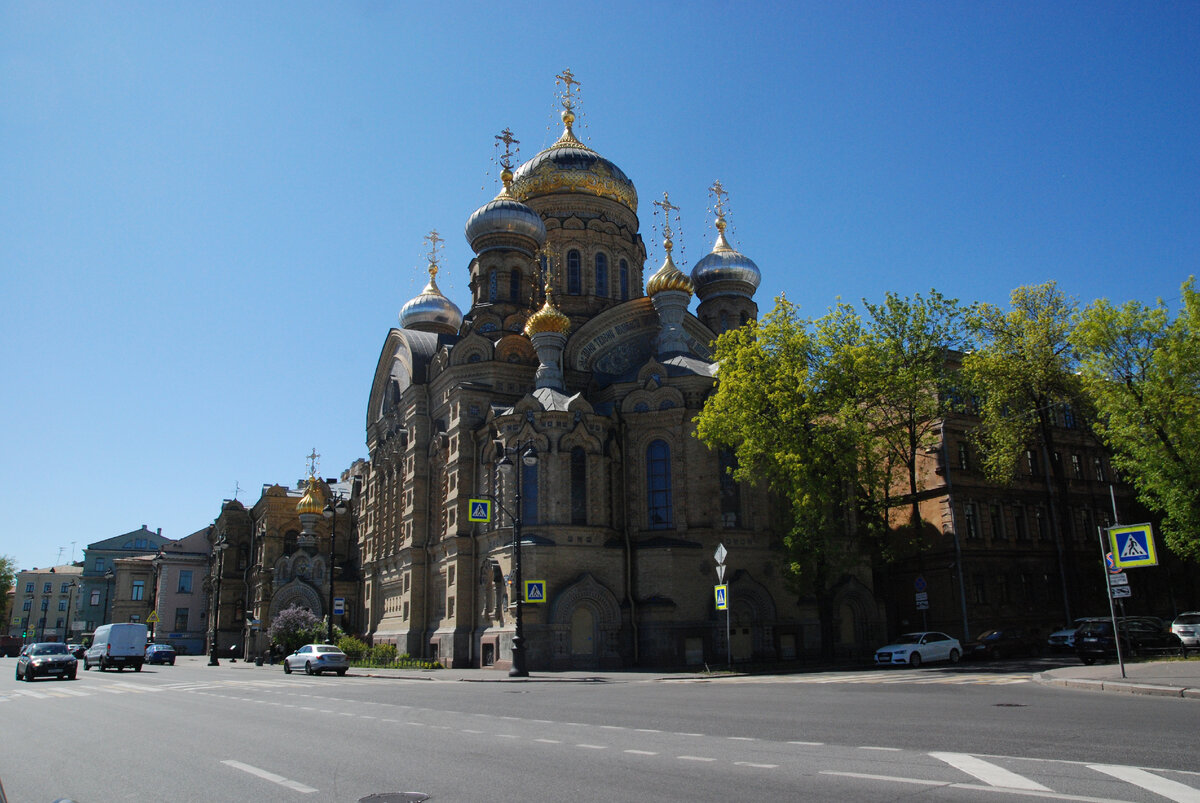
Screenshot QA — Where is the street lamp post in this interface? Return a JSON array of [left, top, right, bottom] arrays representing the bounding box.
[[322, 494, 349, 644], [208, 535, 228, 667], [64, 580, 77, 643], [102, 569, 115, 626], [498, 444, 538, 678]]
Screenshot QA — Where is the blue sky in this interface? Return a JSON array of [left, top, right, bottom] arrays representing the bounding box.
[[2, 2, 1197, 572]]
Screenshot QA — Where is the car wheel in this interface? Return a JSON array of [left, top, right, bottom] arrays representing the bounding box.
[[134, 663, 142, 672], [13, 668, 19, 681], [67, 671, 77, 680], [337, 669, 346, 676], [909, 652, 922, 668], [23, 666, 33, 682], [283, 661, 292, 674], [305, 661, 314, 675], [1081, 655, 1095, 665], [949, 649, 961, 664]]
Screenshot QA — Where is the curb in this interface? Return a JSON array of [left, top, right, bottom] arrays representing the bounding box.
[[1037, 672, 1199, 700]]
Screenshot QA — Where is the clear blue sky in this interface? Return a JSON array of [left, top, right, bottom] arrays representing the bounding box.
[[2, 2, 1197, 572]]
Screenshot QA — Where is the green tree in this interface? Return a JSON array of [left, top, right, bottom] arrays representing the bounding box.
[[695, 297, 888, 657], [1, 555, 16, 624], [266, 605, 326, 654], [962, 282, 1088, 621], [1072, 278, 1200, 559]]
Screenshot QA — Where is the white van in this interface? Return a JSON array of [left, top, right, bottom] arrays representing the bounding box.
[[84, 623, 148, 672]]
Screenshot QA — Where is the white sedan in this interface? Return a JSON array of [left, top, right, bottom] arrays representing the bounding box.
[[282, 643, 349, 676], [874, 631, 962, 668]]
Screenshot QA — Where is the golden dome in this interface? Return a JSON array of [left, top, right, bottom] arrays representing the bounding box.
[[646, 249, 694, 297], [296, 476, 326, 515], [524, 285, 571, 336]]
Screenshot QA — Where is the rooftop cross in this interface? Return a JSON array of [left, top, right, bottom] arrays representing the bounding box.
[[709, 180, 728, 220], [425, 230, 444, 278], [654, 191, 680, 248], [306, 448, 320, 478], [556, 68, 581, 111], [495, 128, 519, 172]]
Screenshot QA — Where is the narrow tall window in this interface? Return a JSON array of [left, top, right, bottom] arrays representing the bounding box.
[[567, 250, 582, 295], [619, 260, 629, 300], [1071, 454, 1082, 478], [646, 440, 673, 529], [488, 269, 498, 302], [595, 253, 608, 297], [178, 570, 193, 594], [990, 504, 1004, 539], [719, 448, 741, 528], [174, 608, 189, 631], [1093, 457, 1106, 482], [132, 580, 145, 602], [958, 442, 969, 470], [570, 448, 587, 525], [963, 502, 980, 539], [509, 270, 520, 301], [522, 461, 538, 525]]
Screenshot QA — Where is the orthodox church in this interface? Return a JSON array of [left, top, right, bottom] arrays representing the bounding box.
[[358, 74, 882, 669]]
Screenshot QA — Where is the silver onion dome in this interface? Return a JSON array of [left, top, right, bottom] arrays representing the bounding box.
[[691, 229, 761, 300], [399, 272, 463, 335], [465, 195, 546, 256]]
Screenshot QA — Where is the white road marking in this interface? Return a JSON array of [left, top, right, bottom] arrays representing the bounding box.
[[625, 750, 657, 756], [221, 760, 318, 794], [859, 746, 901, 751], [789, 740, 824, 746], [678, 756, 717, 762], [576, 744, 607, 750], [932, 751, 1051, 791], [823, 771, 944, 786], [735, 762, 778, 769], [11, 688, 50, 699], [1089, 764, 1200, 803], [634, 728, 661, 733], [823, 771, 1141, 802], [535, 738, 561, 744], [728, 736, 756, 741]]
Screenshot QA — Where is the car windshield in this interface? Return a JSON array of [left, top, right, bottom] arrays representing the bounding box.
[[33, 644, 68, 655], [315, 646, 341, 653], [1175, 614, 1200, 625], [894, 634, 922, 644]]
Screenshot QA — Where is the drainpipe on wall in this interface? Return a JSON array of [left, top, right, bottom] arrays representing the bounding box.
[[617, 413, 639, 665]]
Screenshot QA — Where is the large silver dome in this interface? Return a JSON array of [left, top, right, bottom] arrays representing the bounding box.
[[691, 230, 761, 300], [465, 195, 546, 256]]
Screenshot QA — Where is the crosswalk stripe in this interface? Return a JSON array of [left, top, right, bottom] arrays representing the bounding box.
[[10, 688, 50, 699], [1089, 764, 1200, 803], [931, 752, 1051, 791]]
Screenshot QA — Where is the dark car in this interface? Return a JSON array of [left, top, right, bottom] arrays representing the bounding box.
[[145, 644, 176, 665], [964, 629, 1041, 660], [15, 642, 78, 681], [1076, 618, 1183, 664]]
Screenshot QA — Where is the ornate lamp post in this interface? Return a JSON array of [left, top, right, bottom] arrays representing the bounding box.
[[102, 569, 115, 626], [208, 535, 228, 667], [498, 444, 538, 677], [322, 494, 349, 644], [63, 580, 77, 643]]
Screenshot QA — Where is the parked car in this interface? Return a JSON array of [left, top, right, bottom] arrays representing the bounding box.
[[1170, 612, 1200, 656], [1047, 618, 1106, 651], [964, 629, 1041, 660], [15, 642, 77, 681], [84, 622, 148, 672], [145, 644, 176, 665], [282, 643, 349, 676], [874, 632, 962, 667], [1076, 618, 1184, 664], [66, 643, 87, 659]]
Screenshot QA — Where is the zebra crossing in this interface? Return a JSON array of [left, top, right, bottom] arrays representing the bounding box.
[[0, 676, 328, 703]]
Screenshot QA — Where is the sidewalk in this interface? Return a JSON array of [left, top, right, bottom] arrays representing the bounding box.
[[1037, 658, 1200, 700]]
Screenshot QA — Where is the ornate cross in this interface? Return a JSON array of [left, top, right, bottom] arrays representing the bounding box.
[[495, 128, 519, 171], [654, 191, 679, 243], [709, 180, 728, 219], [556, 68, 581, 110], [306, 449, 320, 478], [425, 230, 444, 276]]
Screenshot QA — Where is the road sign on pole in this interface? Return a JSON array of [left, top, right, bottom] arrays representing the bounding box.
[[468, 499, 492, 523], [1110, 585, 1132, 599], [714, 585, 728, 610], [1108, 524, 1158, 568]]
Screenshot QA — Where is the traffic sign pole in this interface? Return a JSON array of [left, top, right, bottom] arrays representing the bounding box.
[[1097, 526, 1127, 679], [715, 544, 730, 671]]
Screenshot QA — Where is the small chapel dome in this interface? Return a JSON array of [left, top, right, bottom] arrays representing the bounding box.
[[296, 476, 326, 516], [465, 168, 547, 256], [399, 265, 463, 335], [690, 184, 760, 300], [524, 286, 571, 337]]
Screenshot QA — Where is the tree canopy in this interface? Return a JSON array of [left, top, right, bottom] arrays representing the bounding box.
[[1073, 278, 1200, 559]]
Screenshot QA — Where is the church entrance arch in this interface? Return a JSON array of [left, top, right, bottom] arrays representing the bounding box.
[[548, 574, 623, 670]]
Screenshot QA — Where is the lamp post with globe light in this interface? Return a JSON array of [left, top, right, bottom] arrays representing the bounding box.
[[322, 494, 349, 644], [497, 443, 538, 677]]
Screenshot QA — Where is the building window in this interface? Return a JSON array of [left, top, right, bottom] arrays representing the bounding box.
[[1036, 508, 1049, 541], [1014, 507, 1029, 540], [1093, 457, 1106, 482], [719, 448, 741, 528], [646, 440, 673, 529], [521, 460, 539, 525], [972, 574, 988, 605], [619, 260, 629, 300], [570, 448, 587, 525], [22, 600, 31, 611], [958, 443, 969, 471], [130, 614, 140, 622], [178, 570, 193, 594], [24, 582, 33, 593], [55, 617, 65, 630], [41, 599, 48, 611], [43, 582, 52, 594], [94, 558, 104, 572], [509, 270, 520, 301], [132, 580, 145, 602], [595, 253, 608, 297], [1025, 450, 1038, 476], [488, 269, 497, 302], [58, 599, 67, 611], [963, 502, 980, 538], [174, 608, 189, 631], [989, 504, 1004, 539], [719, 312, 729, 332], [60, 582, 71, 593], [1062, 404, 1076, 429], [567, 250, 582, 295], [90, 591, 100, 607], [1071, 454, 1082, 478]]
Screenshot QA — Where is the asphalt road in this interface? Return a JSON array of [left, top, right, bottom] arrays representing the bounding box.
[[1, 657, 1197, 802]]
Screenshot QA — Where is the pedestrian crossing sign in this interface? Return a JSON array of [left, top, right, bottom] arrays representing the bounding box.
[[714, 584, 728, 610], [523, 580, 546, 603], [468, 498, 492, 523], [1108, 523, 1157, 568]]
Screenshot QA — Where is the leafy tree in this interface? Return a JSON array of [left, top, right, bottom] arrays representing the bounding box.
[[0, 555, 16, 623], [695, 297, 888, 657], [1072, 278, 1200, 559], [962, 282, 1088, 621], [266, 605, 325, 654]]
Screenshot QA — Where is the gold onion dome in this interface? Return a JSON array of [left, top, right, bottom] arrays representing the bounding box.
[[690, 216, 761, 301], [399, 264, 464, 334], [465, 171, 547, 256], [646, 241, 694, 297], [524, 287, 571, 337], [510, 108, 638, 213], [296, 475, 326, 515]]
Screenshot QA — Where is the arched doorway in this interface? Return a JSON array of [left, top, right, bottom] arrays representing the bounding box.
[[570, 606, 596, 668]]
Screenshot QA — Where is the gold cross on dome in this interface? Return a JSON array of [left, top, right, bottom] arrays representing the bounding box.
[[556, 69, 581, 110], [425, 230, 444, 272], [306, 448, 320, 478], [709, 180, 728, 219], [654, 191, 679, 242], [495, 128, 519, 171]]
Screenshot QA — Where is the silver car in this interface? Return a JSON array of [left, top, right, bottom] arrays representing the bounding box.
[[1171, 612, 1200, 655], [282, 643, 349, 676]]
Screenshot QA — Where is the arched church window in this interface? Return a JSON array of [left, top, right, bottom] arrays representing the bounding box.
[[522, 460, 539, 525], [720, 312, 729, 332], [740, 311, 749, 326], [646, 440, 673, 529], [567, 250, 582, 295], [595, 253, 608, 297], [719, 448, 741, 528], [570, 447, 587, 525], [489, 269, 498, 302], [509, 270, 520, 301], [619, 260, 629, 300]]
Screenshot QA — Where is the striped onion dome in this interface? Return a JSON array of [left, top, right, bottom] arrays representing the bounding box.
[[296, 476, 326, 515]]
